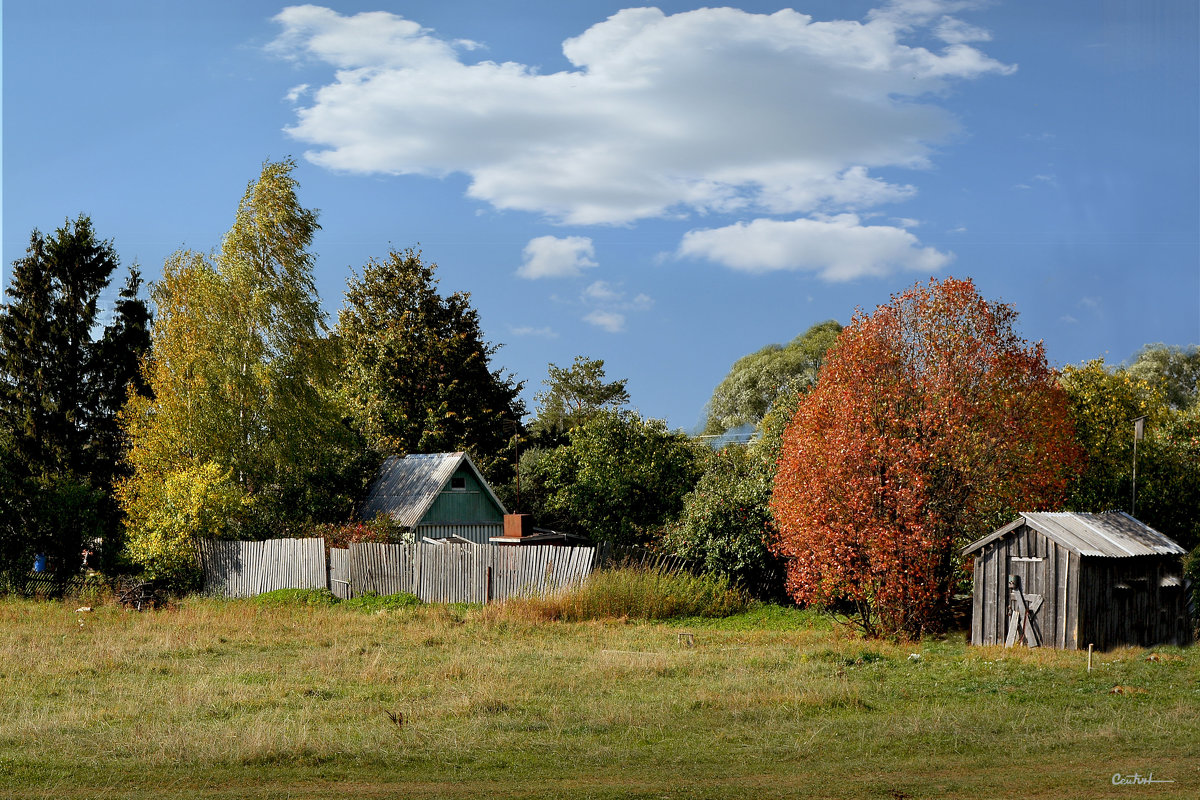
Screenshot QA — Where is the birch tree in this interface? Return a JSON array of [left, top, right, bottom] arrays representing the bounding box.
[[120, 160, 364, 580]]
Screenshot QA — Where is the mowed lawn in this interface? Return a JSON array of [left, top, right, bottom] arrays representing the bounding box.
[[0, 597, 1196, 799]]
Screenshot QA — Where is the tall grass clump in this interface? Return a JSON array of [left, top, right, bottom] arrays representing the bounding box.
[[494, 567, 750, 622]]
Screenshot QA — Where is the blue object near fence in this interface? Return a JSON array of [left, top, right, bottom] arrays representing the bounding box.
[[33, 553, 47, 573]]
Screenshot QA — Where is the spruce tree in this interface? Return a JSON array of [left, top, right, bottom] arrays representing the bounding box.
[[336, 248, 525, 483], [0, 215, 150, 576]]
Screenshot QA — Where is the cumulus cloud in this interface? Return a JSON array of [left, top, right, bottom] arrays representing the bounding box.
[[580, 281, 653, 332], [509, 325, 559, 338], [271, 3, 1013, 226], [518, 235, 597, 279], [935, 17, 993, 44], [583, 310, 627, 334], [284, 83, 309, 103], [677, 214, 953, 281], [583, 280, 621, 304]]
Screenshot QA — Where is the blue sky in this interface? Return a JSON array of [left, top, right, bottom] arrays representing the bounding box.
[[4, 0, 1198, 431]]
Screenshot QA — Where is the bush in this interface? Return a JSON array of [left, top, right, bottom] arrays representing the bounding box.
[[309, 516, 399, 549], [251, 588, 339, 607], [662, 445, 785, 599], [491, 567, 749, 622], [119, 461, 248, 587]]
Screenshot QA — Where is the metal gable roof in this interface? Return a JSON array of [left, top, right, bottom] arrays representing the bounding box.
[[359, 452, 507, 528], [962, 511, 1187, 558]]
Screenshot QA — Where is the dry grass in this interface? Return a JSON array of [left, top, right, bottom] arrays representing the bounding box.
[[480, 566, 750, 623], [0, 596, 1197, 799]]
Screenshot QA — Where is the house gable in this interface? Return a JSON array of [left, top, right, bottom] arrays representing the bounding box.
[[360, 452, 508, 528]]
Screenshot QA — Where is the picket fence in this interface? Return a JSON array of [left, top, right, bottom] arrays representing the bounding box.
[[197, 538, 597, 603]]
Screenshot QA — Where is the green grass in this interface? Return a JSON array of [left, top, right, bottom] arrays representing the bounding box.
[[0, 595, 1197, 799], [251, 588, 421, 612]]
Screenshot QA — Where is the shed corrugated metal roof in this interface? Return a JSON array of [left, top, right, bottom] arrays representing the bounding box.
[[359, 452, 507, 528], [962, 512, 1187, 558]]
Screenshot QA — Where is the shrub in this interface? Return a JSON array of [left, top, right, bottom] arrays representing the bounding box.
[[251, 588, 338, 607], [663, 445, 785, 599]]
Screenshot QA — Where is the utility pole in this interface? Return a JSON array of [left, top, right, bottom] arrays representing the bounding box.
[[1131, 415, 1146, 516]]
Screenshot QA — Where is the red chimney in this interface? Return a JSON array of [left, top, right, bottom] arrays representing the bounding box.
[[503, 514, 533, 539]]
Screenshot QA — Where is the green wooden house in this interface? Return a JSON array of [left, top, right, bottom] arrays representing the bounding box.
[[359, 452, 508, 543]]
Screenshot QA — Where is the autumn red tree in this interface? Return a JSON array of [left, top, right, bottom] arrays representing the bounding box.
[[770, 277, 1082, 638]]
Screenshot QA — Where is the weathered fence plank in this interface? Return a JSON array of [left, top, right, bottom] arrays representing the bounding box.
[[199, 539, 598, 602], [329, 548, 350, 599], [196, 538, 327, 598], [349, 541, 596, 603]]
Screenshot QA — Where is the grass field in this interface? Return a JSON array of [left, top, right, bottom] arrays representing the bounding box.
[[0, 594, 1196, 799]]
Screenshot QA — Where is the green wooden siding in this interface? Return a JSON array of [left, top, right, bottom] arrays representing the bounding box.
[[422, 468, 504, 524]]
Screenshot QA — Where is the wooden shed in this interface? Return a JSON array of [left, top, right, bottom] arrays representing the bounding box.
[[962, 512, 1190, 650], [359, 452, 507, 544]]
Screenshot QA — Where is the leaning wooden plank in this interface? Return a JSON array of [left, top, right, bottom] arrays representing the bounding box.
[[1004, 607, 1020, 648]]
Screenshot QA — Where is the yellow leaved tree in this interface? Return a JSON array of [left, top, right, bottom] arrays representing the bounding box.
[[119, 160, 368, 585]]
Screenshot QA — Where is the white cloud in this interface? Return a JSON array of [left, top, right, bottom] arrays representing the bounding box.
[[583, 280, 621, 304], [284, 83, 309, 103], [583, 310, 626, 333], [935, 17, 992, 44], [677, 214, 952, 281], [271, 4, 1013, 226], [509, 325, 559, 338], [518, 235, 597, 279], [580, 281, 653, 332]]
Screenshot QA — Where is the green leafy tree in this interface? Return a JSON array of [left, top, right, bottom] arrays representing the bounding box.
[[669, 323, 838, 594], [1136, 407, 1200, 551], [1061, 358, 1200, 550], [702, 320, 842, 436], [531, 356, 629, 443], [336, 247, 524, 483], [1126, 343, 1200, 410], [1060, 359, 1164, 514], [663, 444, 784, 597], [121, 159, 365, 579], [527, 409, 703, 546]]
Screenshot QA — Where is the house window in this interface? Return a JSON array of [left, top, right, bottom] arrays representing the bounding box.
[[450, 476, 466, 491]]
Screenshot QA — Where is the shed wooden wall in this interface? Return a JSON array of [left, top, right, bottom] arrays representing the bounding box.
[[970, 525, 1078, 649], [1078, 557, 1190, 650]]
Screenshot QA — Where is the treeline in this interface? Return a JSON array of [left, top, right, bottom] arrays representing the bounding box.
[[2, 162, 1197, 624], [0, 160, 524, 588]]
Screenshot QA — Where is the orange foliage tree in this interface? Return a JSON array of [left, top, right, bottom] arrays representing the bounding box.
[[770, 277, 1082, 637]]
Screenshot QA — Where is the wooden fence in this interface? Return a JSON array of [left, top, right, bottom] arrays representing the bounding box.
[[196, 538, 328, 598], [346, 541, 597, 603], [197, 538, 598, 603]]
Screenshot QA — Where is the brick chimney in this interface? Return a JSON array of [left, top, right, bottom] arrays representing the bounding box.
[[503, 514, 533, 539]]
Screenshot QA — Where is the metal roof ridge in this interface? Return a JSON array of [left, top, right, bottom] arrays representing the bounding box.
[[1021, 512, 1100, 556]]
